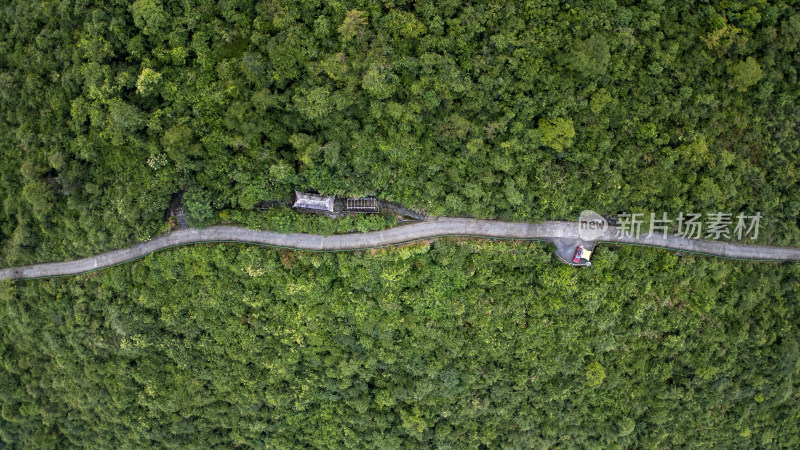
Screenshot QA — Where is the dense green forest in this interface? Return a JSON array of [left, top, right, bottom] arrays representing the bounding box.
[[2, 1, 799, 446], [2, 0, 800, 266], [0, 241, 798, 447]]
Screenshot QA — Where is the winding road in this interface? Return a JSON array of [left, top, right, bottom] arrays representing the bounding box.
[[1, 217, 798, 281]]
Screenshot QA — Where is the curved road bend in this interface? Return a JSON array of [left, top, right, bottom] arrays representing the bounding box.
[[1, 217, 799, 280]]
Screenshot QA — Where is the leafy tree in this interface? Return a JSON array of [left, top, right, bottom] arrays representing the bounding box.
[[129, 0, 166, 37], [537, 117, 575, 151], [383, 10, 427, 39], [183, 188, 214, 228], [568, 34, 610, 77], [730, 56, 764, 91], [362, 66, 398, 99], [135, 67, 162, 96], [338, 9, 368, 42], [293, 87, 333, 121], [590, 88, 612, 114]]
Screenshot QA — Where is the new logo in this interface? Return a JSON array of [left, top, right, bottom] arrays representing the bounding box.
[[578, 210, 608, 241]]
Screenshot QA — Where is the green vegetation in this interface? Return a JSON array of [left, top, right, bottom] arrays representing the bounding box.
[[2, 1, 800, 267], [2, 2, 799, 445], [221, 207, 399, 235], [1, 241, 798, 447]]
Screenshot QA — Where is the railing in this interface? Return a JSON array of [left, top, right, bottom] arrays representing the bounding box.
[[346, 197, 379, 212]]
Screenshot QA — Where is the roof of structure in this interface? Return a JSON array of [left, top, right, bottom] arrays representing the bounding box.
[[293, 191, 335, 212]]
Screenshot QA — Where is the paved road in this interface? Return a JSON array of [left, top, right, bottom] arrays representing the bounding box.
[[1, 217, 798, 280]]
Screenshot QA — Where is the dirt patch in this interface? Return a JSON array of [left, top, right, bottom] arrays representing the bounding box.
[[368, 239, 436, 256], [280, 251, 296, 268]]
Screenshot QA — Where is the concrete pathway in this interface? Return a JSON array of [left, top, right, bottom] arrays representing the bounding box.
[[1, 217, 799, 280]]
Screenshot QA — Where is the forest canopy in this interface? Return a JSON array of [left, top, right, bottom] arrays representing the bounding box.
[[1, 241, 799, 447], [1, 0, 799, 266], [2, 2, 799, 447]]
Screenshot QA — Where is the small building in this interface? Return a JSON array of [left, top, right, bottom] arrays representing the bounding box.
[[293, 191, 335, 213], [346, 197, 379, 213]]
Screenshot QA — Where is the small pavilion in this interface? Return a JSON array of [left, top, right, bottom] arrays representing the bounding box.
[[293, 191, 335, 213]]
